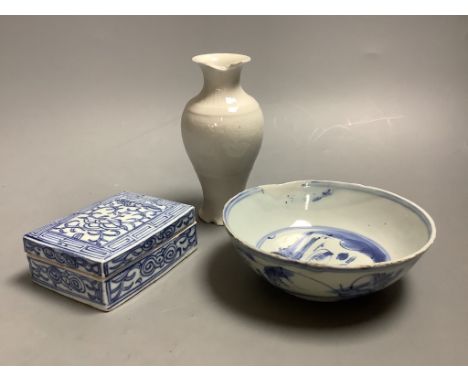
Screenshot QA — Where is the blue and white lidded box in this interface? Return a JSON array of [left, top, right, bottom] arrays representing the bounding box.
[[23, 192, 197, 311]]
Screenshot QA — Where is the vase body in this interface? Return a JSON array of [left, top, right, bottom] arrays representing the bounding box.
[[181, 53, 264, 225]]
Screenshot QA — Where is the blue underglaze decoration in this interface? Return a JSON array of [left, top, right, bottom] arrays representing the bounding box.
[[310, 249, 334, 261], [336, 252, 348, 261], [278, 234, 320, 260], [23, 192, 195, 277], [104, 209, 195, 276], [311, 188, 333, 202], [263, 266, 294, 287], [24, 238, 102, 275], [28, 225, 197, 309], [335, 230, 387, 262], [333, 269, 404, 298], [257, 226, 389, 266], [106, 225, 197, 307], [222, 187, 262, 222], [259, 264, 404, 300], [236, 244, 256, 262], [28, 258, 103, 304]]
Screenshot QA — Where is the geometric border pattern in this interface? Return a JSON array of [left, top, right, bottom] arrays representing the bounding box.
[[28, 224, 198, 311], [23, 192, 195, 278], [106, 224, 197, 308], [28, 257, 104, 305]]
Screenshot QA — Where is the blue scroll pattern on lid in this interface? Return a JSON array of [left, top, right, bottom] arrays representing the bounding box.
[[104, 209, 195, 276], [50, 199, 162, 247], [24, 239, 102, 276], [25, 192, 192, 260], [24, 192, 195, 277]]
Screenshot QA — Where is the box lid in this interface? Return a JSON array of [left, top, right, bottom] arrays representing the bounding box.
[[23, 192, 196, 279]]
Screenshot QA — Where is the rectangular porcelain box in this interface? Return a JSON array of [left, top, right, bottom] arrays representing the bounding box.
[[23, 192, 197, 311]]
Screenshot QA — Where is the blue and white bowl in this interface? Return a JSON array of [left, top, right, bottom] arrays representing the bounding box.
[[223, 180, 436, 301]]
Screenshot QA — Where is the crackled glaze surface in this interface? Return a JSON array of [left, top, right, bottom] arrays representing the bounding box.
[[223, 180, 436, 301]]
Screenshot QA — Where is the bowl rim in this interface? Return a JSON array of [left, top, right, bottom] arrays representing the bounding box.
[[222, 179, 437, 271]]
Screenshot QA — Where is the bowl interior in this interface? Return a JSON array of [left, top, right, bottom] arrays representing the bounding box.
[[224, 180, 435, 267]]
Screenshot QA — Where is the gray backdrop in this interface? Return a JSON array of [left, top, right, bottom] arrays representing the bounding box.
[[1, 16, 467, 365]]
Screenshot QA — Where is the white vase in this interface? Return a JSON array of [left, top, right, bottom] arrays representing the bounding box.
[[181, 53, 264, 225]]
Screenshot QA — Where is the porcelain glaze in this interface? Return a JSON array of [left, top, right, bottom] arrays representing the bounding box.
[[181, 53, 264, 225], [23, 192, 198, 311], [223, 180, 436, 301]]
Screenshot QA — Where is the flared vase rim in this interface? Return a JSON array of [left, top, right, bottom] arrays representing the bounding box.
[[192, 53, 251, 71]]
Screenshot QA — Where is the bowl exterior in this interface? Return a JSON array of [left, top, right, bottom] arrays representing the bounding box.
[[230, 237, 420, 301]]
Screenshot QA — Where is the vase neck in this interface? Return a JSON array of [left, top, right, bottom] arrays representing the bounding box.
[[192, 53, 250, 94], [200, 66, 243, 93]]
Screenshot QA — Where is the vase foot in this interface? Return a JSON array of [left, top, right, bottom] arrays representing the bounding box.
[[198, 208, 224, 226]]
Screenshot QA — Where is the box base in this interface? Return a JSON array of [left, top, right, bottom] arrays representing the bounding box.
[[30, 246, 197, 312]]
